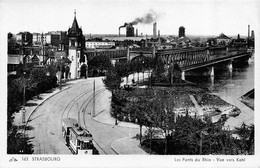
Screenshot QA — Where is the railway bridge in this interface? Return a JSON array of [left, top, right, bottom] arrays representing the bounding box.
[[84, 44, 252, 80], [155, 45, 252, 80]]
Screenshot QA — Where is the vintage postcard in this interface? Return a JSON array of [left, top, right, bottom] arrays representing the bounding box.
[[1, 0, 259, 167]]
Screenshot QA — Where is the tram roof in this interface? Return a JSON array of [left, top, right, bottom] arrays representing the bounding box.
[[70, 126, 93, 141]]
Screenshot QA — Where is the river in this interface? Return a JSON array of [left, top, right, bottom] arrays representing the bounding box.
[[185, 56, 254, 129]]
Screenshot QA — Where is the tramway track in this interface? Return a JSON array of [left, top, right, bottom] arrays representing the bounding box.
[[60, 86, 103, 121], [60, 89, 92, 122], [80, 88, 108, 155], [65, 87, 105, 118]]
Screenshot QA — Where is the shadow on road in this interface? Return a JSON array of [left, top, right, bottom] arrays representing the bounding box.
[[25, 102, 38, 106], [28, 113, 45, 122]]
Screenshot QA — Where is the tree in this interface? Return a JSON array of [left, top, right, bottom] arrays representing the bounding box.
[[168, 63, 182, 84], [143, 57, 154, 86], [156, 98, 176, 154], [88, 54, 112, 76], [45, 62, 58, 77], [7, 76, 24, 130], [103, 67, 123, 125], [7, 126, 34, 154], [233, 123, 254, 154], [114, 61, 131, 84], [130, 58, 143, 83], [103, 68, 122, 92], [152, 57, 166, 83], [126, 98, 149, 145]]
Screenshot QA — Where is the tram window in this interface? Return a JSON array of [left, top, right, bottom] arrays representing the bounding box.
[[81, 142, 87, 149], [81, 141, 93, 149]]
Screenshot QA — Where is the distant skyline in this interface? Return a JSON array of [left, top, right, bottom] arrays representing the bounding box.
[[0, 0, 259, 36]]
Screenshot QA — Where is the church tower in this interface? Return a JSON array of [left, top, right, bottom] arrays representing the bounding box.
[[68, 10, 86, 79]]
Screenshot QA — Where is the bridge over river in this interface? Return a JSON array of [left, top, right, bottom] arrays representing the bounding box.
[[130, 44, 252, 80], [85, 44, 252, 80]]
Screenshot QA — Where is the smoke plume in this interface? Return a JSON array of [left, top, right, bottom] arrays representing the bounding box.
[[119, 9, 159, 28], [131, 10, 158, 25]]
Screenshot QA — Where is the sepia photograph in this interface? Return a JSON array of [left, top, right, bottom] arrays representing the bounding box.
[[1, 0, 259, 167]]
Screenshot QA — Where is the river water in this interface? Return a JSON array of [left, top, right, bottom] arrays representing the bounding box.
[[185, 56, 254, 129]]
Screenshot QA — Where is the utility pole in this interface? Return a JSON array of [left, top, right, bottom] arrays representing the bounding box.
[[22, 72, 26, 124], [77, 103, 80, 126], [92, 79, 95, 117], [199, 131, 203, 154]]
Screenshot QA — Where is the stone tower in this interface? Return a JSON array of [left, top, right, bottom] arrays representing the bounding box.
[[68, 10, 86, 79]]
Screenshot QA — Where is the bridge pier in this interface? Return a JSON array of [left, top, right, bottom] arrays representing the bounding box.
[[227, 60, 233, 73], [181, 71, 185, 80], [248, 56, 254, 64], [209, 66, 214, 77]]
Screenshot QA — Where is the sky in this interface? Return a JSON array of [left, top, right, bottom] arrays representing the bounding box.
[[0, 0, 259, 36]]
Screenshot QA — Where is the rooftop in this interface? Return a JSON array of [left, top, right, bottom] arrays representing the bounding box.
[[216, 33, 230, 39]]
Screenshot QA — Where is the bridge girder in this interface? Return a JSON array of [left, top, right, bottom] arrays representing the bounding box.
[[156, 46, 250, 71]]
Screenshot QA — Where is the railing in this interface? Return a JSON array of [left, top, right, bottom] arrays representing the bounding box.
[[85, 49, 127, 60], [157, 45, 249, 68]]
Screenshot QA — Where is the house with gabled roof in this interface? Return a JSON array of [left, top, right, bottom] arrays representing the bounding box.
[[215, 33, 231, 45]]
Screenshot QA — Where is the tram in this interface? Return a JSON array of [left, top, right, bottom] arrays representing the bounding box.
[[62, 118, 93, 155]]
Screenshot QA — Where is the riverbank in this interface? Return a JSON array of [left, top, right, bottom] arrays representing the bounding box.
[[113, 83, 239, 124], [239, 89, 254, 110]]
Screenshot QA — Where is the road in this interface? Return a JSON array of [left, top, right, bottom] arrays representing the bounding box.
[[26, 77, 140, 154]]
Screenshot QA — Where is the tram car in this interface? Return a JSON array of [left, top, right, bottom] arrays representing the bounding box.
[[62, 118, 93, 155]]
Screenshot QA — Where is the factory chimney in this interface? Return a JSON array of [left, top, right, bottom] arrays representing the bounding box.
[[251, 30, 254, 39], [158, 30, 161, 44], [136, 29, 138, 37], [248, 25, 250, 39], [153, 22, 157, 39]]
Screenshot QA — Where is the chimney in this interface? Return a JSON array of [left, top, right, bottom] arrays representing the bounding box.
[[248, 25, 250, 39], [251, 30, 254, 39], [153, 22, 157, 39], [136, 29, 138, 37], [158, 30, 161, 45]]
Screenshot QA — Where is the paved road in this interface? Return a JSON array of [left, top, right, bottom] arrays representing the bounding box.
[[26, 78, 140, 154]]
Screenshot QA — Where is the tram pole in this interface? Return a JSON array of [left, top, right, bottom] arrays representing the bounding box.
[[92, 79, 95, 117], [77, 103, 80, 126]]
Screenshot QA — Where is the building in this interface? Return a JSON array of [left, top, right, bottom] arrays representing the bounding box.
[[16, 32, 33, 45], [8, 54, 23, 75], [215, 33, 231, 45], [33, 32, 65, 48], [85, 41, 115, 49], [32, 33, 44, 46], [45, 34, 60, 47], [126, 24, 135, 37], [178, 26, 185, 38], [67, 11, 87, 79]]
